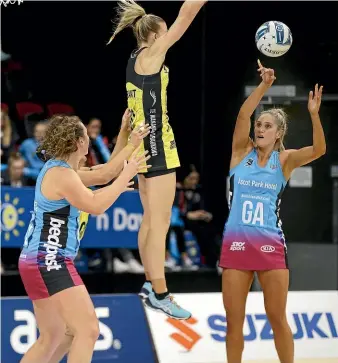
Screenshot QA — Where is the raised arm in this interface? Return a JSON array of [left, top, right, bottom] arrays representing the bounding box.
[[150, 0, 207, 55], [57, 148, 149, 215], [232, 60, 276, 153], [110, 109, 132, 159], [283, 84, 326, 177]]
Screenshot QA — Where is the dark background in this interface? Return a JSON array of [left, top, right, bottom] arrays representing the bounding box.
[[2, 1, 338, 243]]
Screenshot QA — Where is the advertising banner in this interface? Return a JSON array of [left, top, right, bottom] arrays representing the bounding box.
[[1, 294, 157, 363], [1, 187, 143, 249], [146, 291, 338, 363]]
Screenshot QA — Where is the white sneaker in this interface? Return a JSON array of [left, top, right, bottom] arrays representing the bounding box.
[[113, 258, 130, 273], [182, 255, 199, 271], [128, 258, 144, 274]]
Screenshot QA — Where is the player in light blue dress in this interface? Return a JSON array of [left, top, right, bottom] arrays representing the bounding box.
[[220, 60, 326, 363]]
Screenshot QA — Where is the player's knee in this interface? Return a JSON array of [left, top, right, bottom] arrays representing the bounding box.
[[72, 316, 100, 342], [84, 318, 100, 342], [224, 311, 245, 334], [149, 211, 171, 229], [141, 213, 151, 229], [265, 307, 287, 328]]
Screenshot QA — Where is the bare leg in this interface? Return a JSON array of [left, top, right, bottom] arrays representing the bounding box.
[[56, 285, 99, 363], [47, 328, 73, 363], [257, 269, 294, 363], [20, 299, 66, 363], [137, 174, 151, 281], [145, 172, 176, 293], [222, 269, 254, 363]]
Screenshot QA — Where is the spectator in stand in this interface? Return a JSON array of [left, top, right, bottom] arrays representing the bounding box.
[[19, 121, 47, 178], [181, 166, 221, 269], [1, 152, 35, 187], [86, 118, 110, 167], [84, 114, 144, 274], [1, 109, 18, 165], [1, 152, 34, 273], [165, 182, 199, 271], [83, 117, 112, 270]]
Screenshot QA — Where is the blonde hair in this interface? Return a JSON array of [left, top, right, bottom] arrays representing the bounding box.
[[1, 110, 12, 147], [257, 108, 288, 151], [107, 0, 164, 46]]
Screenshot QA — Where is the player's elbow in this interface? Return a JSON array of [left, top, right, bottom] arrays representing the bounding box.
[[88, 205, 106, 216], [314, 145, 326, 158]]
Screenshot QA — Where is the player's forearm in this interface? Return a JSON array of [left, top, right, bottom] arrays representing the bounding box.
[[238, 82, 270, 118], [180, 0, 207, 17], [310, 113, 326, 156], [91, 174, 130, 215]]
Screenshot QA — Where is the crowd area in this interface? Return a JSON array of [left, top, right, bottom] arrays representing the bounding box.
[[1, 55, 221, 275]]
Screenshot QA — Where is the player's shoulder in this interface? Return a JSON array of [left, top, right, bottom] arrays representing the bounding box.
[[279, 149, 296, 160], [46, 165, 76, 179]]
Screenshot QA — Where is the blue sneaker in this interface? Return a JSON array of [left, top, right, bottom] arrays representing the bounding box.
[[144, 292, 192, 320], [139, 281, 152, 299]]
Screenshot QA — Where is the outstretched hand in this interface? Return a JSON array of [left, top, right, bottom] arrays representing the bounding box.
[[308, 84, 323, 115], [121, 108, 132, 133], [257, 59, 276, 87], [130, 123, 151, 148]]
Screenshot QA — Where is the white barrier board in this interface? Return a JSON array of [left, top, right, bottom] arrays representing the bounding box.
[[146, 291, 338, 363]]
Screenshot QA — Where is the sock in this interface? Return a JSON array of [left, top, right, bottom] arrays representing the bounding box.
[[154, 290, 169, 300]]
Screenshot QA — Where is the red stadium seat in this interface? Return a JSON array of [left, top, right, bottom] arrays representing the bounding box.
[[16, 102, 44, 120], [47, 103, 74, 116], [1, 103, 8, 112]]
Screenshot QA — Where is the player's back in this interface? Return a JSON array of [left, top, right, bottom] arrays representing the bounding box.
[[21, 159, 80, 269], [125, 48, 180, 173]]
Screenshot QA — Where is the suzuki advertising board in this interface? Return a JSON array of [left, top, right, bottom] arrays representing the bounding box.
[[146, 291, 338, 363]]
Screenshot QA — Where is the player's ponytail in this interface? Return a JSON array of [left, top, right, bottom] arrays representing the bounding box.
[[107, 0, 146, 44], [107, 0, 164, 46]]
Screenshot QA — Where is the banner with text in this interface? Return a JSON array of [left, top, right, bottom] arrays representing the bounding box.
[[1, 294, 157, 363], [146, 291, 338, 363], [1, 186, 143, 248]]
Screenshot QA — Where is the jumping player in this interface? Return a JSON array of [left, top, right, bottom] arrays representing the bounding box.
[[108, 0, 207, 319], [18, 114, 150, 363], [220, 60, 326, 363]]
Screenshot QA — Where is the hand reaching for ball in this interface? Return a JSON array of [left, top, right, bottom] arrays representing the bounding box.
[[257, 59, 276, 87]]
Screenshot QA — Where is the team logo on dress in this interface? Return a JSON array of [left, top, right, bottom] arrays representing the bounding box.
[[270, 164, 277, 170], [230, 241, 246, 251], [260, 245, 275, 253], [245, 158, 254, 167], [150, 89, 156, 107]]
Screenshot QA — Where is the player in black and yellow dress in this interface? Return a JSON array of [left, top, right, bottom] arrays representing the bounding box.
[[108, 0, 207, 319], [126, 51, 179, 176]]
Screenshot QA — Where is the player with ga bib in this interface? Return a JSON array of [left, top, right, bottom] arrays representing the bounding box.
[[220, 60, 326, 363]]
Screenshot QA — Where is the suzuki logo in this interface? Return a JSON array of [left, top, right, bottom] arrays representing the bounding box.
[[261, 245, 275, 253], [167, 317, 201, 351]]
